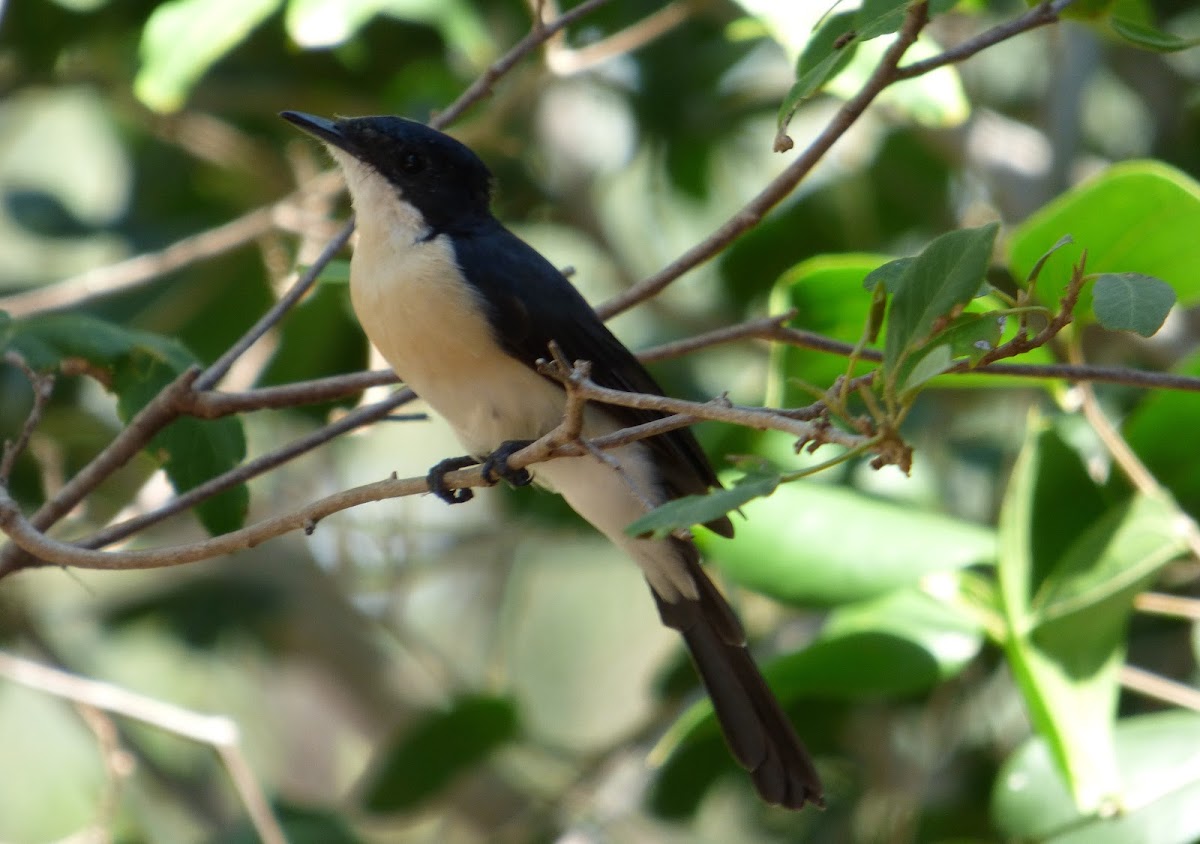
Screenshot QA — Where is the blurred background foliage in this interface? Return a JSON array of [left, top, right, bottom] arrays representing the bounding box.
[[1, 0, 1199, 842]]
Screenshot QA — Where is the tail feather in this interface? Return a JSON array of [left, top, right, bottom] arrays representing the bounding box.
[[653, 540, 824, 810]]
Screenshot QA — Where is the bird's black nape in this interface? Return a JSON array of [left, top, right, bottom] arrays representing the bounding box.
[[281, 111, 494, 231]]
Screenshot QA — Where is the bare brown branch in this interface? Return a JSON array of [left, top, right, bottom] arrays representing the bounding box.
[[596, 2, 931, 321], [895, 0, 1076, 81]]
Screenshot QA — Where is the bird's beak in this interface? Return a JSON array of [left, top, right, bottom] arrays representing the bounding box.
[[280, 111, 351, 153]]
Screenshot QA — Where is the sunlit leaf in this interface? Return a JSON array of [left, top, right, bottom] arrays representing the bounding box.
[[997, 420, 1188, 812], [700, 480, 995, 606], [1008, 162, 1200, 314], [135, 0, 282, 112], [993, 711, 1200, 843]]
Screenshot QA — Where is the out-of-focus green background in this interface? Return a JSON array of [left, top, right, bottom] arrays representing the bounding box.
[[1, 1, 1199, 842]]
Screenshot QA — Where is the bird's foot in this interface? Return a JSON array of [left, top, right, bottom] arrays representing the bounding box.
[[482, 440, 534, 488], [426, 456, 479, 504]]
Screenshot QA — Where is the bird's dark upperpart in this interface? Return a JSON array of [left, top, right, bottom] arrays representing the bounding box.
[[282, 109, 825, 811]]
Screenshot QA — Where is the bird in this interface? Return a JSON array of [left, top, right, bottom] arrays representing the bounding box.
[[281, 110, 824, 811]]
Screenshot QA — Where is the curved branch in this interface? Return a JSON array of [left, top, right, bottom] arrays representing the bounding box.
[[596, 2, 931, 321]]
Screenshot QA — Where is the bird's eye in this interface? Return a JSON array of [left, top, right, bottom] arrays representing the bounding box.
[[400, 152, 426, 175]]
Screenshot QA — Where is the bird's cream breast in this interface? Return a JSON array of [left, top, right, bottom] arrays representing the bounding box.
[[349, 223, 567, 455]]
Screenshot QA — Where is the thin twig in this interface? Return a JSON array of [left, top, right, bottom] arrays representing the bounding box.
[[6, 366, 201, 537], [0, 651, 287, 844], [68, 389, 418, 559], [762, 324, 1200, 393], [894, 0, 1076, 81], [194, 220, 354, 391], [1120, 664, 1200, 712], [1, 352, 55, 482], [541, 0, 690, 76], [432, 0, 617, 129], [596, 2, 931, 320], [186, 369, 401, 418], [636, 313, 796, 364], [0, 172, 344, 318], [1134, 592, 1200, 620], [1067, 338, 1200, 561]]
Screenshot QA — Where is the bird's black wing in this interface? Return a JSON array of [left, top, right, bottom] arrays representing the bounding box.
[[451, 220, 733, 537]]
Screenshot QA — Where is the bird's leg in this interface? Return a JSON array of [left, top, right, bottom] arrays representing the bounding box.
[[482, 440, 534, 488], [426, 456, 480, 504]]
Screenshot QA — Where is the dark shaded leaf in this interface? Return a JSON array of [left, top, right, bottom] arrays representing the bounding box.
[[359, 694, 519, 813]]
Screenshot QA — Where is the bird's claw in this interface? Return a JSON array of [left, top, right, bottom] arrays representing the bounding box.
[[482, 440, 533, 487], [426, 456, 478, 504]]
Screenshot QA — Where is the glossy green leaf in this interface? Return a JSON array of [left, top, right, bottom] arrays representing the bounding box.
[[993, 711, 1200, 843], [700, 480, 995, 606], [1008, 162, 1200, 315], [135, 0, 282, 112], [883, 223, 999, 379], [359, 694, 519, 813], [626, 470, 779, 539], [1091, 272, 1176, 337], [997, 421, 1189, 812]]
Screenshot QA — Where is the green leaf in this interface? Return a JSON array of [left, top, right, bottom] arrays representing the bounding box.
[[993, 711, 1200, 843], [1027, 234, 1076, 287], [767, 253, 890, 407], [359, 694, 519, 813], [5, 313, 248, 536], [901, 343, 952, 394], [135, 0, 282, 112], [700, 480, 995, 606], [1122, 353, 1200, 520], [883, 222, 1000, 378], [112, 345, 248, 537], [626, 470, 779, 539], [935, 312, 1005, 363], [1091, 272, 1176, 337], [862, 256, 914, 292], [1109, 16, 1200, 52], [996, 421, 1189, 812], [1008, 161, 1200, 315], [777, 12, 858, 136]]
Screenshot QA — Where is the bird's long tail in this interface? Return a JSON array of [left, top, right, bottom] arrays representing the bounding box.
[[652, 538, 824, 811]]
